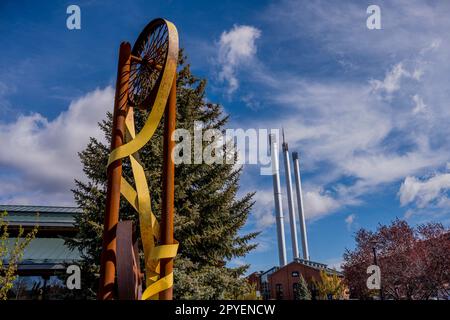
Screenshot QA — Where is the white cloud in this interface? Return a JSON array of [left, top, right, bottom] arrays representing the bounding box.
[[345, 214, 356, 230], [249, 233, 276, 254], [0, 81, 15, 115], [370, 63, 413, 94], [263, 0, 449, 62], [218, 25, 261, 94], [0, 86, 114, 205], [228, 258, 247, 267], [270, 81, 392, 167], [324, 257, 344, 271], [303, 190, 340, 220], [251, 189, 276, 229], [399, 173, 450, 208], [251, 71, 445, 204], [222, 0, 450, 222], [404, 209, 415, 219], [412, 94, 427, 114], [343, 152, 443, 186], [250, 185, 348, 230]]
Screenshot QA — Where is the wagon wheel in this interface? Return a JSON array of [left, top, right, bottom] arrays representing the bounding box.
[[129, 19, 170, 110]]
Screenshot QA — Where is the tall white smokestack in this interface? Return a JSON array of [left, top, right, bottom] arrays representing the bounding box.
[[269, 133, 287, 266], [292, 152, 310, 260], [282, 130, 300, 260]]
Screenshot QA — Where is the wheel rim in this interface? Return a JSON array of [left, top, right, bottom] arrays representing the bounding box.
[[129, 19, 169, 109]]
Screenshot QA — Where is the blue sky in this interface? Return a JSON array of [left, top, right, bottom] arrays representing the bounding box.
[[1, 0, 450, 274]]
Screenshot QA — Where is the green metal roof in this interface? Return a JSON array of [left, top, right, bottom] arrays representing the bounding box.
[[1, 205, 83, 271], [4, 238, 82, 266], [0, 205, 81, 214], [0, 204, 81, 227]]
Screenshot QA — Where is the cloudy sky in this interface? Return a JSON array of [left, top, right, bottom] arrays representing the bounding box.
[[1, 0, 450, 273]]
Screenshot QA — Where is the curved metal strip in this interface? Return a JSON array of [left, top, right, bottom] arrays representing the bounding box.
[[109, 19, 179, 300]]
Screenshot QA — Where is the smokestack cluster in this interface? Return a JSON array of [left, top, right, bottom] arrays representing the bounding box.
[[270, 131, 310, 266]]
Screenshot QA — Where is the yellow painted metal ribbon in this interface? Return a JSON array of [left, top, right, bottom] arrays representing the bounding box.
[[107, 20, 179, 300]]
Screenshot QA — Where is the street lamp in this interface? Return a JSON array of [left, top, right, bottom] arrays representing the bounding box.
[[370, 239, 384, 300]]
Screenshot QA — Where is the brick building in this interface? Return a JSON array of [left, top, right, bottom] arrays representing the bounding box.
[[248, 258, 344, 300]]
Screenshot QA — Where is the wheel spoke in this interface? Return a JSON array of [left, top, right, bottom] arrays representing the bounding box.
[[129, 22, 169, 108]]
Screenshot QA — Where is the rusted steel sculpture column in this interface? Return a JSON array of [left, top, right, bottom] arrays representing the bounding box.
[[160, 74, 177, 300], [98, 18, 178, 300], [98, 42, 131, 300]]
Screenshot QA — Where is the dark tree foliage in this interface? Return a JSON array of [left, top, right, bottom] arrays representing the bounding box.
[[67, 51, 259, 299]]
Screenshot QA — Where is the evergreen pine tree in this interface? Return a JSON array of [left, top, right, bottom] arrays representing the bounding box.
[[67, 52, 259, 299], [294, 275, 311, 300]]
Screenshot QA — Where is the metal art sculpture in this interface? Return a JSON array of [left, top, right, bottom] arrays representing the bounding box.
[[98, 18, 179, 300]]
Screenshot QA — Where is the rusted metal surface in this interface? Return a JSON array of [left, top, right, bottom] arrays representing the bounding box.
[[159, 74, 177, 300], [129, 19, 169, 110], [117, 221, 142, 300], [98, 42, 131, 300], [98, 18, 177, 300]]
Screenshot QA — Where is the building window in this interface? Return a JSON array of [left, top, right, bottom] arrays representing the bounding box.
[[261, 282, 270, 300], [10, 275, 67, 300], [275, 284, 283, 300], [293, 283, 300, 300], [292, 271, 299, 277]]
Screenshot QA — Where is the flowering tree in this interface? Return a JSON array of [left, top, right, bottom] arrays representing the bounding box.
[[343, 219, 450, 300], [313, 270, 346, 300], [0, 211, 38, 299]]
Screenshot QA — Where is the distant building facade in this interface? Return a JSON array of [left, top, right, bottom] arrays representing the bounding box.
[[248, 258, 345, 300], [1, 205, 82, 299]]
